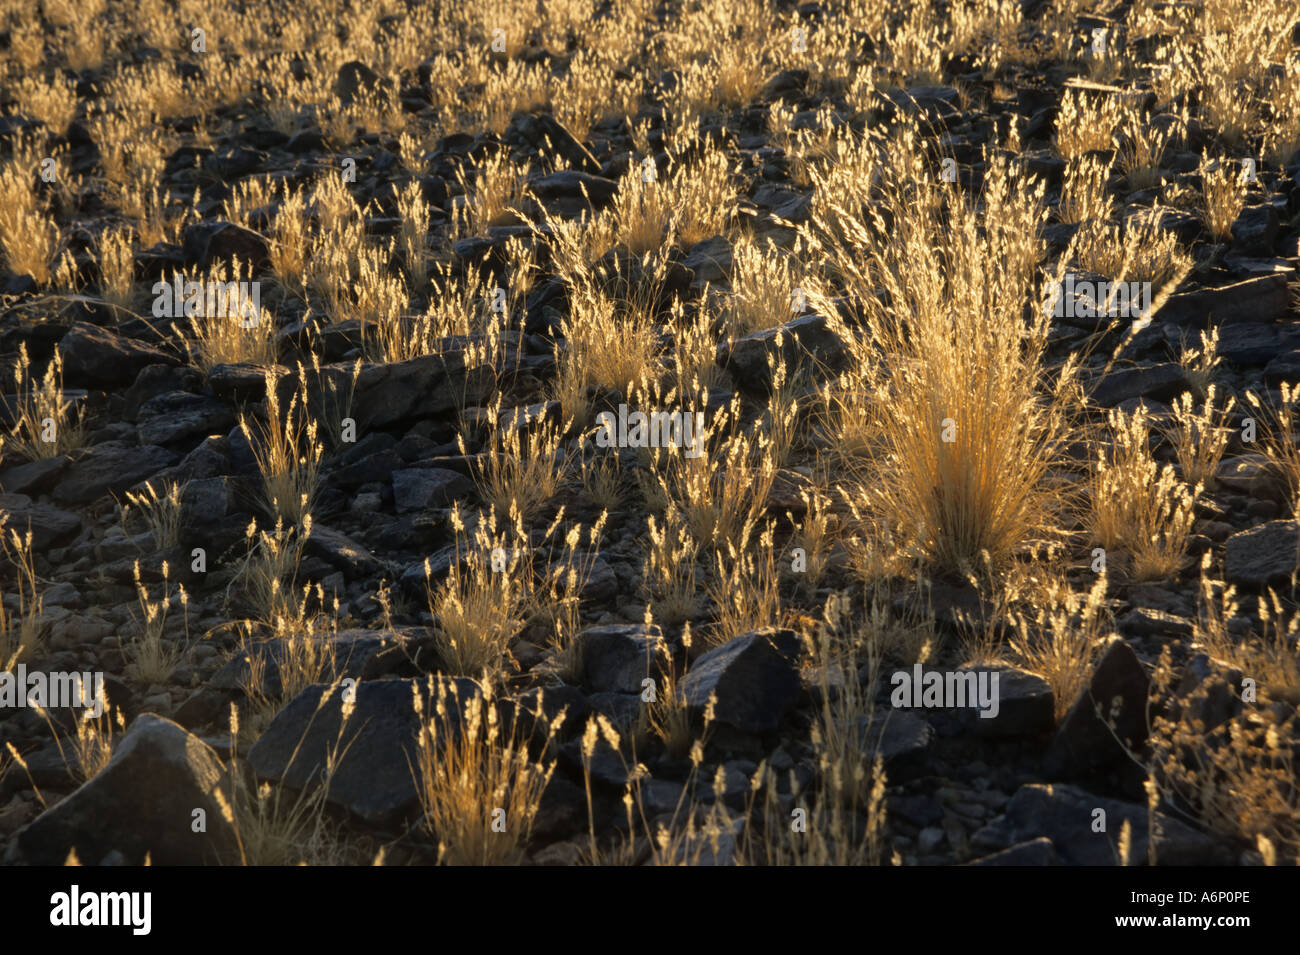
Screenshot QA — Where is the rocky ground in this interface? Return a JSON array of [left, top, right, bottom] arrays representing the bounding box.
[[2, 0, 1300, 866]]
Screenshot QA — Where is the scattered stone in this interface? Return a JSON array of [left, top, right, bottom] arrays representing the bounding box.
[[580, 623, 670, 694], [680, 628, 801, 733], [52, 442, 180, 505], [391, 467, 474, 513], [57, 322, 176, 387], [247, 677, 479, 826], [972, 783, 1232, 865], [7, 714, 238, 866], [1224, 520, 1300, 587], [1043, 637, 1149, 782]]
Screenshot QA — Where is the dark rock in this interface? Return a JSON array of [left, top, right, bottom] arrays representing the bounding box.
[[0, 455, 69, 495], [1155, 274, 1289, 328], [1215, 323, 1300, 365], [0, 493, 81, 548], [760, 69, 808, 99], [53, 442, 180, 505], [284, 352, 494, 433], [528, 170, 617, 207], [717, 313, 849, 392], [180, 221, 270, 271], [680, 628, 802, 733], [179, 476, 236, 527], [511, 113, 599, 173], [1224, 520, 1300, 587], [124, 364, 203, 421], [328, 448, 401, 488], [682, 235, 733, 285], [1264, 350, 1300, 385], [858, 709, 934, 768], [211, 629, 428, 698], [335, 60, 382, 107], [247, 676, 480, 825], [391, 467, 474, 513], [304, 523, 393, 579], [8, 714, 239, 866], [1230, 204, 1280, 255], [967, 837, 1061, 865], [1043, 637, 1149, 781], [1085, 362, 1185, 407], [956, 664, 1055, 737], [971, 782, 1231, 865], [586, 690, 645, 732], [207, 362, 287, 403], [136, 391, 235, 446], [580, 623, 670, 694], [57, 322, 177, 387], [1117, 607, 1194, 639]]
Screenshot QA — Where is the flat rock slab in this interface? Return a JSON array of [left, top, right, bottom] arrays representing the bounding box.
[[0, 493, 80, 548], [1155, 273, 1290, 328], [57, 322, 177, 388], [580, 623, 669, 694], [972, 783, 1232, 865], [1224, 520, 1300, 587], [211, 628, 431, 697], [1085, 362, 1185, 407], [392, 467, 474, 513], [52, 441, 179, 505], [680, 628, 801, 734], [247, 676, 480, 826], [8, 714, 238, 865]]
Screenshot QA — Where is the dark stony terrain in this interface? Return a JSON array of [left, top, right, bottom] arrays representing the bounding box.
[[1, 0, 1299, 866]]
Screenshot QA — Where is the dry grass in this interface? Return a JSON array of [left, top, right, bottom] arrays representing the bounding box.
[[5, 344, 86, 460], [552, 279, 661, 431], [642, 512, 701, 627], [225, 703, 351, 865], [234, 517, 319, 637], [738, 604, 889, 865], [1058, 155, 1114, 225], [3, 0, 1298, 867], [827, 143, 1075, 573], [455, 153, 530, 238], [726, 234, 803, 336], [412, 678, 558, 865], [463, 401, 570, 524], [1055, 90, 1124, 159], [121, 481, 183, 551], [1146, 575, 1300, 859], [1243, 383, 1300, 513], [126, 562, 190, 685], [239, 371, 322, 527], [1167, 386, 1235, 490], [425, 506, 530, 678], [1199, 155, 1246, 241], [0, 526, 45, 669], [1089, 408, 1201, 581], [1009, 572, 1109, 720]]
